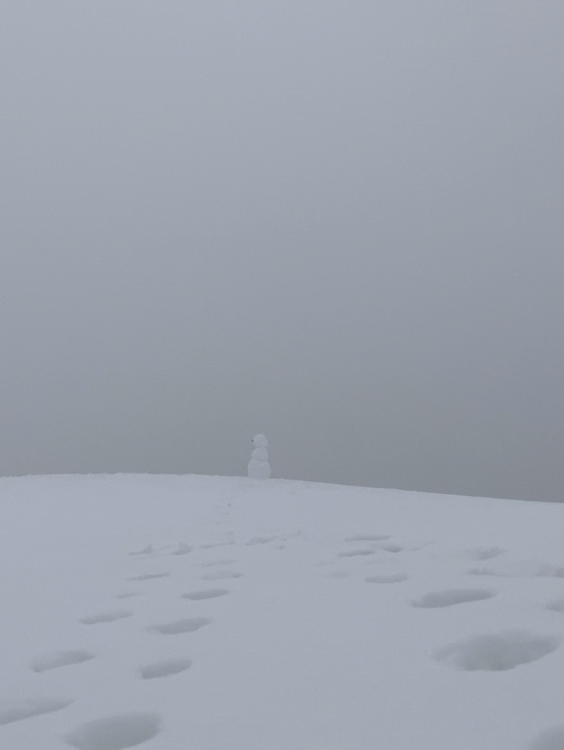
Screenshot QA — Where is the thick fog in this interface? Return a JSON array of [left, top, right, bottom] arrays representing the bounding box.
[[1, 1, 563, 501]]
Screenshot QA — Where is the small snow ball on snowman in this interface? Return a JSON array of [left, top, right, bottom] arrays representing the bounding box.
[[248, 434, 271, 480]]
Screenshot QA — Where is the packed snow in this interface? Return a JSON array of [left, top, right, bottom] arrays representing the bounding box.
[[1, 473, 564, 749], [247, 434, 271, 480]]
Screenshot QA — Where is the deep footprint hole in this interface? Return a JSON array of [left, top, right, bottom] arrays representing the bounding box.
[[65, 712, 161, 750], [434, 630, 560, 671]]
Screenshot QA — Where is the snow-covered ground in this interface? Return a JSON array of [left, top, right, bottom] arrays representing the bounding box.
[[2, 474, 564, 750]]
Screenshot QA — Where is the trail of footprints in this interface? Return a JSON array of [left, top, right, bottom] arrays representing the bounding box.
[[5, 521, 564, 750], [330, 531, 564, 747], [3, 533, 243, 749]]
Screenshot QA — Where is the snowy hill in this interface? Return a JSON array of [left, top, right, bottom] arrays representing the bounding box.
[[1, 473, 564, 749]]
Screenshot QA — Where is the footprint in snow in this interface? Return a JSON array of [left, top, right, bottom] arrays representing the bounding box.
[[468, 560, 564, 580], [183, 588, 230, 600], [246, 536, 277, 546], [30, 650, 95, 673], [434, 630, 560, 671], [172, 543, 192, 556], [129, 572, 169, 581], [365, 573, 408, 584], [345, 534, 391, 542], [65, 712, 161, 750], [202, 570, 242, 581], [337, 549, 376, 558], [128, 545, 154, 556], [79, 610, 133, 625], [138, 658, 192, 680], [528, 726, 564, 749], [536, 564, 564, 579], [148, 617, 212, 635], [546, 599, 564, 614], [0, 698, 72, 726], [378, 542, 404, 553], [411, 588, 495, 609]]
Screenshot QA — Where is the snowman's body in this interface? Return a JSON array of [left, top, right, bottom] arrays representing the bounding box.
[[248, 434, 271, 479]]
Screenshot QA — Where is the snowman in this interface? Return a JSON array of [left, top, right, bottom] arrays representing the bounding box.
[[247, 434, 271, 479]]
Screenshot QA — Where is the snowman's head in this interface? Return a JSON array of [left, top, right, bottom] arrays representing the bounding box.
[[252, 434, 268, 448]]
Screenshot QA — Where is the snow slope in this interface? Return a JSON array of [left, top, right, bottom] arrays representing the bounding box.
[[1, 473, 564, 750]]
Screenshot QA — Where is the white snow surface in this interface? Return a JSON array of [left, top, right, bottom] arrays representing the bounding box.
[[1, 473, 564, 749]]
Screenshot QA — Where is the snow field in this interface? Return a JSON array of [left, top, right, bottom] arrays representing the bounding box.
[[1, 474, 564, 748]]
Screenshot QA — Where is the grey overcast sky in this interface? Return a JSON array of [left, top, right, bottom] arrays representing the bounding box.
[[1, 1, 563, 501]]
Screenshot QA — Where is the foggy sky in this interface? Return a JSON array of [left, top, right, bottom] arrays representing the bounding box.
[[1, 1, 563, 501]]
